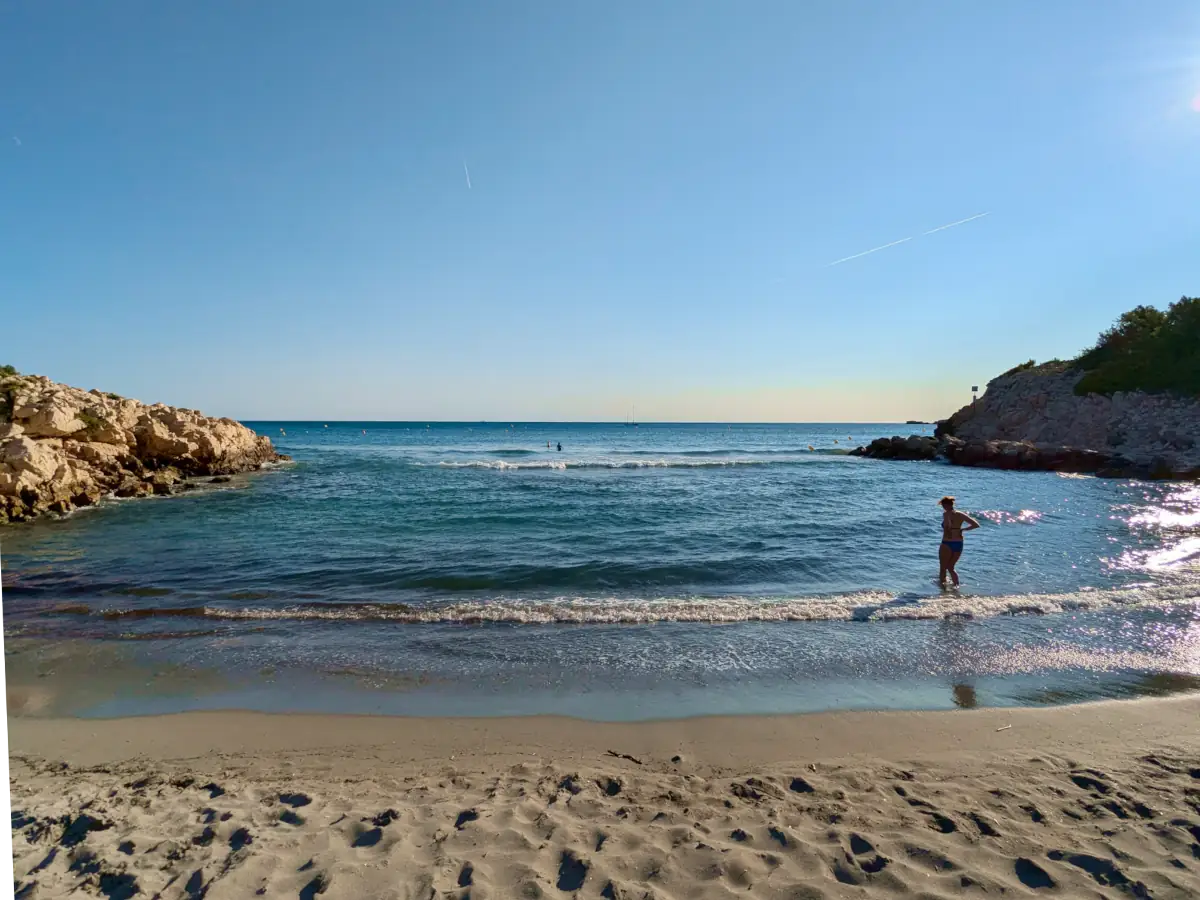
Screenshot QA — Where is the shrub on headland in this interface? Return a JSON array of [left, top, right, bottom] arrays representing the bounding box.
[[995, 298, 1200, 397], [0, 366, 17, 420], [1073, 296, 1200, 396], [1000, 359, 1037, 377]]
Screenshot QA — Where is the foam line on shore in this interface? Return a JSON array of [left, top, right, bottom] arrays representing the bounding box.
[[45, 579, 1200, 625]]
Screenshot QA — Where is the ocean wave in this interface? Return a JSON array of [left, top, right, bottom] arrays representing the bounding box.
[[47, 580, 1200, 626], [623, 447, 855, 457], [427, 455, 850, 470]]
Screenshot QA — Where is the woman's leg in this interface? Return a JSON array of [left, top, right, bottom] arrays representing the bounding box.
[[938, 543, 951, 586], [947, 548, 963, 586]]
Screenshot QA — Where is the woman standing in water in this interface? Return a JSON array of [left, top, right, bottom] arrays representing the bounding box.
[[939, 496, 979, 588]]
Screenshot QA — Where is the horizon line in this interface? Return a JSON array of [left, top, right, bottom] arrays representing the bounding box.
[[240, 419, 941, 425]]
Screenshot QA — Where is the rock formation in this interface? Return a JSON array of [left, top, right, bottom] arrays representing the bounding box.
[[1, 372, 285, 524], [850, 435, 939, 461], [854, 364, 1200, 479]]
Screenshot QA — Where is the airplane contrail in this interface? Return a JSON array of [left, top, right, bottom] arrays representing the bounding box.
[[826, 236, 913, 267], [463, 160, 471, 189], [922, 211, 989, 235], [825, 211, 991, 267]]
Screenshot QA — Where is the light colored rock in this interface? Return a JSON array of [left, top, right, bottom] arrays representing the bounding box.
[[1, 372, 284, 523], [74, 441, 131, 467], [18, 397, 86, 438], [3, 436, 65, 483]]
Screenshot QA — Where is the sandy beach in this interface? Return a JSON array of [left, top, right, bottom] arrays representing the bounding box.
[[9, 696, 1200, 899]]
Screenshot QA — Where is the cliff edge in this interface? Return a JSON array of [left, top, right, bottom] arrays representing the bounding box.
[[1, 371, 285, 524], [935, 363, 1200, 477], [855, 297, 1200, 479]]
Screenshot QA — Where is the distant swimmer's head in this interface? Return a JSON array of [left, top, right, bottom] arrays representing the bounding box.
[[939, 495, 956, 510]]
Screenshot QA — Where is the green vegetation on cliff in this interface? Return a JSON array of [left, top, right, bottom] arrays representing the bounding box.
[[1074, 296, 1200, 396]]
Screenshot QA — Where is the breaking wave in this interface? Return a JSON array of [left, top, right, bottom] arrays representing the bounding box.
[[428, 454, 853, 471], [47, 578, 1200, 626]]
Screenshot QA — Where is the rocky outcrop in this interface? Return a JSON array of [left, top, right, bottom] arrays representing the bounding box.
[[938, 437, 1139, 476], [851, 432, 1145, 475], [851, 435, 939, 461], [1, 372, 285, 524], [851, 364, 1200, 479], [935, 365, 1200, 478]]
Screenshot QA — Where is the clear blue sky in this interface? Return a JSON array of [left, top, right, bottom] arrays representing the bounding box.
[[3, 2, 1197, 421]]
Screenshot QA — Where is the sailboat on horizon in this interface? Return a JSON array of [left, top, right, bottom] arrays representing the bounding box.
[[624, 405, 638, 427]]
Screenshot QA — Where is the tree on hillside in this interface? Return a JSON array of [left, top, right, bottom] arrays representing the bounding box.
[[1075, 296, 1200, 396]]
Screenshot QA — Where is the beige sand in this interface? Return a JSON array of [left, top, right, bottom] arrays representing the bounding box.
[[9, 696, 1200, 899]]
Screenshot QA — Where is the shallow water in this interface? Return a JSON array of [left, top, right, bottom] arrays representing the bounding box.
[[3, 422, 1199, 719]]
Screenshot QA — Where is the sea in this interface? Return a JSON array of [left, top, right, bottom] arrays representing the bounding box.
[[3, 422, 1199, 720]]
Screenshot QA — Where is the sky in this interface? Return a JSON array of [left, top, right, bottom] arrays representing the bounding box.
[[2, 2, 1198, 422]]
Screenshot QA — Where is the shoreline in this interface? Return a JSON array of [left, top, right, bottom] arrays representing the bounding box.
[[10, 696, 1200, 898], [11, 694, 1200, 768], [8, 628, 1200, 723]]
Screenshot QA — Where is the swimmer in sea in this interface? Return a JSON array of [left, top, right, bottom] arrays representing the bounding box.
[[938, 495, 979, 588]]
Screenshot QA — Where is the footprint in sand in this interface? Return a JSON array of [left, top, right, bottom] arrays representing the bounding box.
[[298, 870, 331, 900], [229, 827, 253, 852], [1014, 857, 1056, 889], [352, 826, 383, 848], [557, 851, 588, 891]]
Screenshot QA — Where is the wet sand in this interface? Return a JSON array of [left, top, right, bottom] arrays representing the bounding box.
[[9, 695, 1200, 898]]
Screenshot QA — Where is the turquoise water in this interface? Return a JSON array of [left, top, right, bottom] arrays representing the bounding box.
[[3, 422, 1199, 718]]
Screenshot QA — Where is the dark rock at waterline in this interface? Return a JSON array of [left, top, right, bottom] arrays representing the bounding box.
[[850, 432, 1198, 480], [940, 437, 1133, 474], [850, 435, 939, 461]]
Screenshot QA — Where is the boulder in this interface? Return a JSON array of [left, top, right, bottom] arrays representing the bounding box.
[[851, 435, 939, 461], [2, 436, 65, 485], [939, 437, 1137, 476], [149, 468, 182, 495], [13, 392, 87, 438]]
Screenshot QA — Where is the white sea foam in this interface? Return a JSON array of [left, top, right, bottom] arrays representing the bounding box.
[[84, 578, 1200, 626], [429, 457, 811, 470]]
